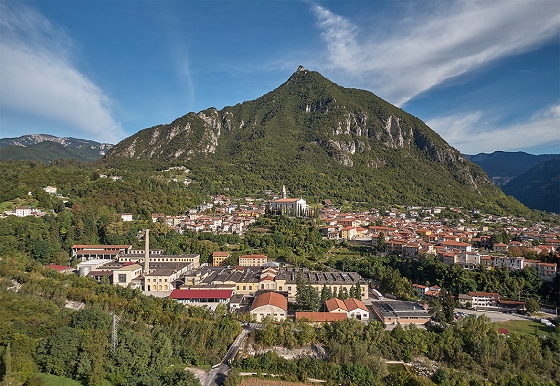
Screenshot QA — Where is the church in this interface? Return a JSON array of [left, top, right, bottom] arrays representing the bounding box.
[[269, 186, 308, 217]]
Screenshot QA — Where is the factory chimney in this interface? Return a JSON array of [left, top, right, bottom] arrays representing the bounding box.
[[144, 229, 150, 274]]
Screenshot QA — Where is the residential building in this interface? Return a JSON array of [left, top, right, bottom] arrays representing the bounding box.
[[212, 251, 230, 266], [239, 254, 268, 267], [250, 292, 288, 322], [467, 291, 500, 308]]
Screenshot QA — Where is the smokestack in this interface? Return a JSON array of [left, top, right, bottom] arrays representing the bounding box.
[[144, 229, 150, 274]]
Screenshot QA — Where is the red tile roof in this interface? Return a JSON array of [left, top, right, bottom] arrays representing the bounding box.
[[344, 298, 368, 312], [251, 292, 287, 311], [325, 298, 348, 312], [46, 264, 70, 272]]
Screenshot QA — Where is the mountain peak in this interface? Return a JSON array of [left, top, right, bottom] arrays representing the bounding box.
[[106, 71, 509, 209]]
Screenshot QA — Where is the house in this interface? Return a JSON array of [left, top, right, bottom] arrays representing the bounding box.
[[239, 254, 268, 267], [43, 186, 57, 194], [340, 226, 358, 240], [250, 292, 288, 322], [15, 206, 32, 217], [212, 251, 230, 266], [344, 298, 369, 320], [413, 284, 441, 300], [467, 291, 500, 308], [325, 298, 348, 313], [325, 298, 369, 320], [493, 243, 508, 254], [121, 213, 133, 222], [440, 240, 472, 253]]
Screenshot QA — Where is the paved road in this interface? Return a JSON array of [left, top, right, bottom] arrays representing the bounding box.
[[202, 327, 252, 386]]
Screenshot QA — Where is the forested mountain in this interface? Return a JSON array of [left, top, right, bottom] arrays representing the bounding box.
[[0, 134, 112, 163], [465, 151, 559, 186], [502, 156, 560, 213], [107, 67, 521, 212]]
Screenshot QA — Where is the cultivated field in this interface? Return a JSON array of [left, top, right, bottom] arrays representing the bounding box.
[[240, 377, 317, 386]]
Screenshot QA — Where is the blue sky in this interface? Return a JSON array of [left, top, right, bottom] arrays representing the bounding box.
[[0, 0, 558, 155]]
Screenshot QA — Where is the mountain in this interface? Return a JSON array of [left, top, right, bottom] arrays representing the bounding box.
[[501, 156, 560, 213], [106, 67, 520, 211], [0, 134, 113, 163], [464, 151, 559, 186]]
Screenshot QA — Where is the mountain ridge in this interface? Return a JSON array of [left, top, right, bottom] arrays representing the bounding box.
[[502, 156, 560, 213], [104, 68, 520, 211], [0, 134, 113, 163], [465, 151, 559, 186]]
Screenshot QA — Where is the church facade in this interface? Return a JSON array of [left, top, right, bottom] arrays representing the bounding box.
[[269, 186, 308, 217]]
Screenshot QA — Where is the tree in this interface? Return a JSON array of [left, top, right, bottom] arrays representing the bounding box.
[[526, 298, 540, 313], [1, 343, 21, 386], [295, 278, 320, 312]]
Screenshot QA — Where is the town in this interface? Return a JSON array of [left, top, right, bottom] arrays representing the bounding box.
[[37, 185, 558, 330]]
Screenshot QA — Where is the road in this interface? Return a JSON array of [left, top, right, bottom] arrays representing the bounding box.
[[202, 327, 252, 386]]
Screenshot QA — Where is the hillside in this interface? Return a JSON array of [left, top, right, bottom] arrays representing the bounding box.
[[502, 156, 560, 213], [0, 134, 112, 163], [106, 67, 522, 212], [465, 151, 559, 186]]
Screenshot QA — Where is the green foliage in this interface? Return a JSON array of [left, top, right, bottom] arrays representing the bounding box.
[[295, 278, 321, 312], [525, 298, 540, 313], [104, 70, 538, 215]]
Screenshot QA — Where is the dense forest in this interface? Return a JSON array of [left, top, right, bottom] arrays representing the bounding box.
[[0, 254, 240, 386]]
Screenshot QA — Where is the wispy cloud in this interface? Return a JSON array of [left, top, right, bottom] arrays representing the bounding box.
[[427, 104, 560, 154], [311, 0, 560, 105], [0, 3, 124, 143]]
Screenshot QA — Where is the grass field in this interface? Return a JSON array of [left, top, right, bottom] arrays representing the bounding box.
[[37, 373, 83, 386], [494, 319, 554, 336], [37, 373, 113, 386]]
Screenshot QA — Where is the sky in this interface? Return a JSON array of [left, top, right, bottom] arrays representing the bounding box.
[[0, 0, 559, 155]]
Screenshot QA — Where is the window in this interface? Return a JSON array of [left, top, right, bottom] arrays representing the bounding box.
[[118, 274, 126, 283], [243, 286, 246, 290]]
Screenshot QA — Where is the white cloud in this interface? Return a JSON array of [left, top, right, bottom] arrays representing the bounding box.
[[0, 3, 124, 143], [311, 0, 560, 105], [427, 104, 560, 154]]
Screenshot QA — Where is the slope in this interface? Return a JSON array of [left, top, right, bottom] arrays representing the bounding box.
[[502, 156, 560, 213], [106, 68, 521, 212], [465, 151, 559, 186]]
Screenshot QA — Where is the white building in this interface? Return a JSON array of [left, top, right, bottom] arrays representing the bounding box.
[[269, 186, 307, 217]]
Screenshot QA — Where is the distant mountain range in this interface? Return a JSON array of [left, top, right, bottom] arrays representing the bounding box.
[[466, 151, 560, 214], [464, 151, 558, 186], [0, 134, 113, 163], [104, 67, 520, 212], [501, 156, 560, 213]]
